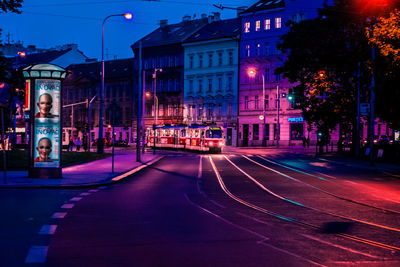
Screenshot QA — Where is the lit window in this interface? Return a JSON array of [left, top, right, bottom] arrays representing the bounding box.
[[264, 19, 270, 30], [275, 17, 282, 29], [245, 45, 250, 57], [244, 22, 250, 33], [255, 20, 260, 31]]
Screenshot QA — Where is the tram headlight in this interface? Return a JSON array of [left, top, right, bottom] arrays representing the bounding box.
[[218, 141, 224, 147], [208, 141, 214, 147]]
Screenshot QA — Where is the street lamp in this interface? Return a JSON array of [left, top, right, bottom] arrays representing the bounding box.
[[247, 68, 267, 147], [98, 12, 132, 154], [150, 68, 162, 154]]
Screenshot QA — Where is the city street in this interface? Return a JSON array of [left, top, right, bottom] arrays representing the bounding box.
[[1, 149, 400, 266]]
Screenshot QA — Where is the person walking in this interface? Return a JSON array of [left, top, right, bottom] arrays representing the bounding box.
[[68, 137, 74, 152], [75, 137, 82, 152]]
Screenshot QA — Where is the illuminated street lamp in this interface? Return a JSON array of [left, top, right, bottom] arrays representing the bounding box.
[[98, 12, 132, 154], [247, 68, 267, 146]]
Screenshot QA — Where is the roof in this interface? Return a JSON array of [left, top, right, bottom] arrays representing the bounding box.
[[10, 49, 73, 67], [241, 0, 285, 14], [131, 18, 208, 49], [66, 58, 134, 82], [184, 18, 240, 43]]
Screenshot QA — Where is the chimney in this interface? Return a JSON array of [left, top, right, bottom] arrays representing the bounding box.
[[182, 15, 191, 22], [159, 19, 168, 28], [208, 14, 214, 23], [212, 12, 221, 21]]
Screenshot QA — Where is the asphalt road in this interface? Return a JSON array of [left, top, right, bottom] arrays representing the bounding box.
[[1, 150, 400, 266]]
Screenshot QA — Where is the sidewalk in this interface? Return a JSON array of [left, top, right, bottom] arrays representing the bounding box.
[[0, 148, 163, 189]]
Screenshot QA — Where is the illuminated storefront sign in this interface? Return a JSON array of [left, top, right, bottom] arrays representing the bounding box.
[[288, 117, 304, 123]]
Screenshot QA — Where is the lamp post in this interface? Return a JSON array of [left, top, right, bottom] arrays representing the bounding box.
[[247, 68, 267, 147], [151, 68, 162, 154], [98, 12, 132, 154], [276, 85, 280, 148]]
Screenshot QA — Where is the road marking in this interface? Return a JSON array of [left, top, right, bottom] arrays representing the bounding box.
[[236, 212, 273, 227], [198, 155, 203, 179], [51, 212, 67, 219], [89, 189, 99, 192], [70, 197, 82, 202], [302, 234, 381, 259], [80, 192, 91, 196], [112, 156, 164, 181], [25, 246, 48, 263], [39, 225, 57, 235], [61, 204, 74, 209]]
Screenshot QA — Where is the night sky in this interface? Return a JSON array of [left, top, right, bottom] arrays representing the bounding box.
[[0, 0, 252, 60]]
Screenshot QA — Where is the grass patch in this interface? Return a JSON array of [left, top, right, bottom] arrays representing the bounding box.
[[0, 149, 111, 170]]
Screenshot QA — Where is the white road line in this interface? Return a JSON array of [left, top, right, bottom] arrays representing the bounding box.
[[80, 192, 91, 196], [302, 234, 381, 259], [236, 212, 274, 227], [70, 197, 82, 202], [198, 155, 203, 179], [38, 225, 57, 235], [61, 204, 74, 209], [51, 212, 67, 219], [89, 189, 99, 192], [25, 246, 48, 263]]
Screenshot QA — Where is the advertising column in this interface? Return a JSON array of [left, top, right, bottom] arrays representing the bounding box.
[[24, 64, 68, 178]]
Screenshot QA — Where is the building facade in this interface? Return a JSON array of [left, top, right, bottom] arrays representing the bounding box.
[[62, 58, 135, 146], [183, 18, 240, 146], [131, 16, 211, 130], [238, 0, 329, 146]]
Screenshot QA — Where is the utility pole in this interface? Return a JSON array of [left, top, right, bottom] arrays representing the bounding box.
[[276, 85, 280, 147]]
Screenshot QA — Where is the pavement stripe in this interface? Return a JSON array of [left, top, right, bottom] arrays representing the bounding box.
[[25, 246, 48, 263], [39, 225, 57, 235], [61, 204, 74, 209], [80, 192, 91, 196], [51, 212, 67, 219], [70, 197, 82, 201]]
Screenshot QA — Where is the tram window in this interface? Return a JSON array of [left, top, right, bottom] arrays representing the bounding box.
[[181, 130, 186, 137], [206, 130, 222, 138]]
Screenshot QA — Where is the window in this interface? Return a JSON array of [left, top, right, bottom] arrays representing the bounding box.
[[244, 96, 249, 110], [275, 74, 281, 81], [255, 20, 261, 31], [275, 17, 282, 29], [207, 78, 212, 92], [208, 54, 213, 67], [228, 51, 233, 65], [227, 102, 232, 116], [256, 43, 261, 56], [189, 79, 194, 93], [199, 54, 203, 68], [265, 69, 270, 81], [244, 22, 250, 33], [255, 95, 259, 109], [189, 55, 193, 69], [245, 45, 250, 57], [218, 52, 223, 66], [198, 79, 203, 93], [217, 103, 222, 118], [264, 19, 271, 30], [218, 77, 222, 91], [227, 76, 233, 91], [265, 94, 269, 109], [265, 43, 270, 56], [253, 124, 259, 140]]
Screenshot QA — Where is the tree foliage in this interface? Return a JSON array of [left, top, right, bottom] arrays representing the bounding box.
[[0, 0, 23, 14]]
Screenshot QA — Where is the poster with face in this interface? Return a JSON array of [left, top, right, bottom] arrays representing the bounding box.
[[33, 79, 61, 168], [34, 80, 60, 119], [34, 125, 60, 167]]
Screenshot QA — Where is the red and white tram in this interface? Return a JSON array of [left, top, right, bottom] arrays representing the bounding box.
[[146, 124, 224, 153]]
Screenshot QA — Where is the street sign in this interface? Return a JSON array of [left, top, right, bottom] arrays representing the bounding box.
[[360, 103, 370, 116]]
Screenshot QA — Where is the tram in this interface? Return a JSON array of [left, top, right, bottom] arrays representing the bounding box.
[[146, 124, 224, 153]]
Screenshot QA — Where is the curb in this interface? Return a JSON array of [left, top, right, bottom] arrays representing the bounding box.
[[0, 155, 165, 189]]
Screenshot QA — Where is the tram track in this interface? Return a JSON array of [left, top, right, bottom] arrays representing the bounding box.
[[255, 155, 400, 214], [208, 155, 400, 254]]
